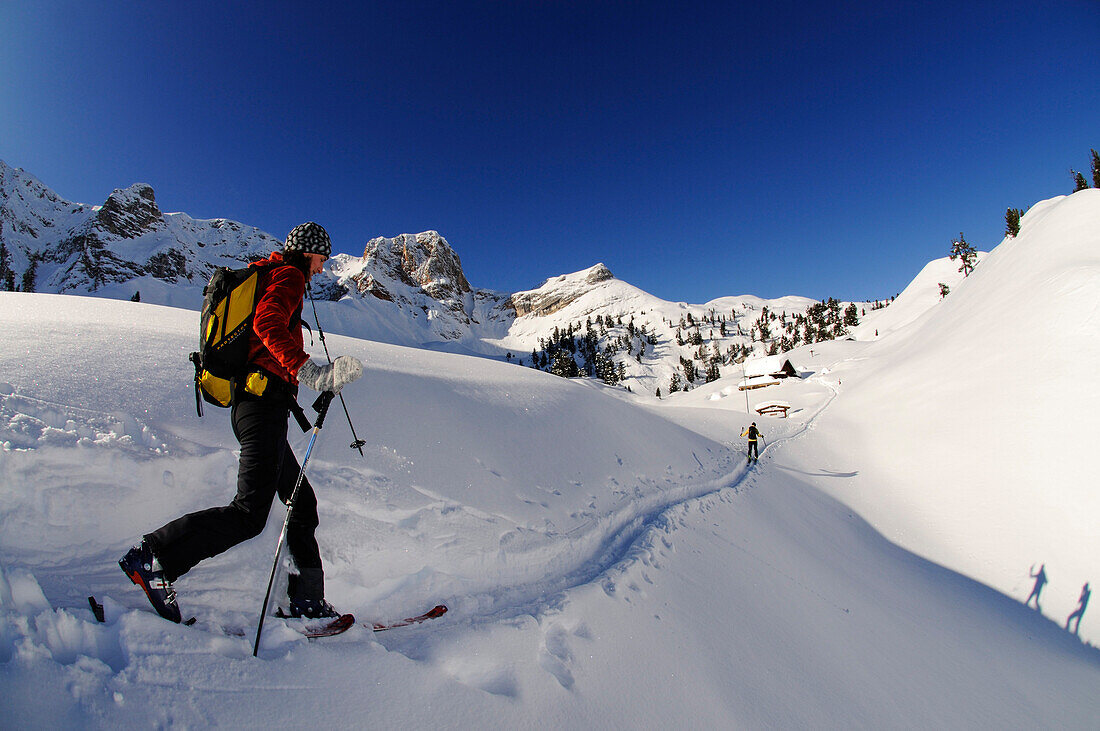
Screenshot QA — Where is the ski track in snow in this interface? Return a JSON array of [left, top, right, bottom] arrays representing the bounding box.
[[0, 367, 838, 675], [438, 376, 841, 652]]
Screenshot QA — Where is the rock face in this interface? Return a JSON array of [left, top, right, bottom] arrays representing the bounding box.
[[352, 231, 472, 309], [95, 184, 163, 238], [46, 184, 172, 290], [509, 263, 615, 317], [327, 230, 506, 341], [0, 160, 280, 296]]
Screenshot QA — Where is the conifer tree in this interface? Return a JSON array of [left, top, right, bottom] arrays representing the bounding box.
[[938, 283, 950, 299], [705, 359, 721, 383], [950, 233, 977, 277], [21, 257, 38, 293], [0, 242, 12, 291], [843, 303, 859, 327], [1005, 207, 1022, 237], [756, 317, 771, 341], [550, 352, 579, 378], [1072, 169, 1089, 192], [680, 356, 697, 384], [1092, 149, 1100, 188]]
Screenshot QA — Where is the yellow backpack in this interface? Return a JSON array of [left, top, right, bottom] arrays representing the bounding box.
[[189, 263, 282, 413]]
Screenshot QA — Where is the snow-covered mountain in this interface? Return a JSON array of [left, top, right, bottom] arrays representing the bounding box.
[[0, 161, 279, 309], [325, 230, 513, 345], [1, 159, 876, 396], [0, 188, 1097, 727]]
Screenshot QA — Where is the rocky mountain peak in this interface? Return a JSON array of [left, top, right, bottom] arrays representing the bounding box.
[[355, 230, 472, 304], [509, 263, 617, 318], [95, 183, 162, 238], [584, 263, 614, 284], [0, 163, 280, 296]]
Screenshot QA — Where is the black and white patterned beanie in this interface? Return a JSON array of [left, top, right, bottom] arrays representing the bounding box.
[[284, 222, 332, 257]]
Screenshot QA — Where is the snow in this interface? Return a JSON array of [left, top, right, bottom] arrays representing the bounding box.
[[790, 190, 1100, 629], [741, 354, 801, 378], [849, 251, 988, 341], [1, 191, 1098, 726]]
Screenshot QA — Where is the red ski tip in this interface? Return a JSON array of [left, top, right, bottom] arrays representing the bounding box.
[[371, 604, 448, 631]]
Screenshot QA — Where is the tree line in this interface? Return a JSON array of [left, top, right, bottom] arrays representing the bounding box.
[[524, 297, 874, 397]]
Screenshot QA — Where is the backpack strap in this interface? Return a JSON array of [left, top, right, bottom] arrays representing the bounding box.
[[289, 399, 311, 432]]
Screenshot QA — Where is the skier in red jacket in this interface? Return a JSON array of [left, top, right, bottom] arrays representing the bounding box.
[[120, 222, 362, 623]]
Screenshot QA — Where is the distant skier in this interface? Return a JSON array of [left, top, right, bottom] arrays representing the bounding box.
[[119, 223, 363, 623], [1025, 564, 1048, 610], [741, 422, 763, 463], [1065, 582, 1090, 635]]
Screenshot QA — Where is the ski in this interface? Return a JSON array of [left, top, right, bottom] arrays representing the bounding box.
[[274, 608, 356, 638], [90, 595, 348, 638], [370, 604, 448, 631], [89, 595, 198, 627], [90, 596, 444, 637]]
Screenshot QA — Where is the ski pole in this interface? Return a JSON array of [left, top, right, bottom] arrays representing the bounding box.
[[253, 391, 335, 657], [307, 287, 366, 455]]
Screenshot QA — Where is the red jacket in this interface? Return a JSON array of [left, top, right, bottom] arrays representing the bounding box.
[[248, 252, 310, 384]]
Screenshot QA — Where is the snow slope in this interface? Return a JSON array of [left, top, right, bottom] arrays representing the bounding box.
[[0, 191, 1097, 727], [1, 293, 1097, 726], [789, 189, 1100, 638], [849, 251, 987, 341]]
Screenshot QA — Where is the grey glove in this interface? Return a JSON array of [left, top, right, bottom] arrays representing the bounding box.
[[297, 355, 363, 394]]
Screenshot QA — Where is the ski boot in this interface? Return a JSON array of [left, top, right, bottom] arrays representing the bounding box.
[[286, 569, 341, 619], [287, 597, 341, 619], [119, 541, 182, 623]]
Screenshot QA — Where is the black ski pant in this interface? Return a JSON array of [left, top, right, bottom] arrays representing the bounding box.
[[747, 440, 759, 460], [145, 396, 321, 583]]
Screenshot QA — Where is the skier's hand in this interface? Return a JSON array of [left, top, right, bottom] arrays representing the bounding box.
[[297, 356, 363, 394]]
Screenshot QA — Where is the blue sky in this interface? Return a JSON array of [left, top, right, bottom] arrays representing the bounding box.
[[2, 1, 1098, 302]]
